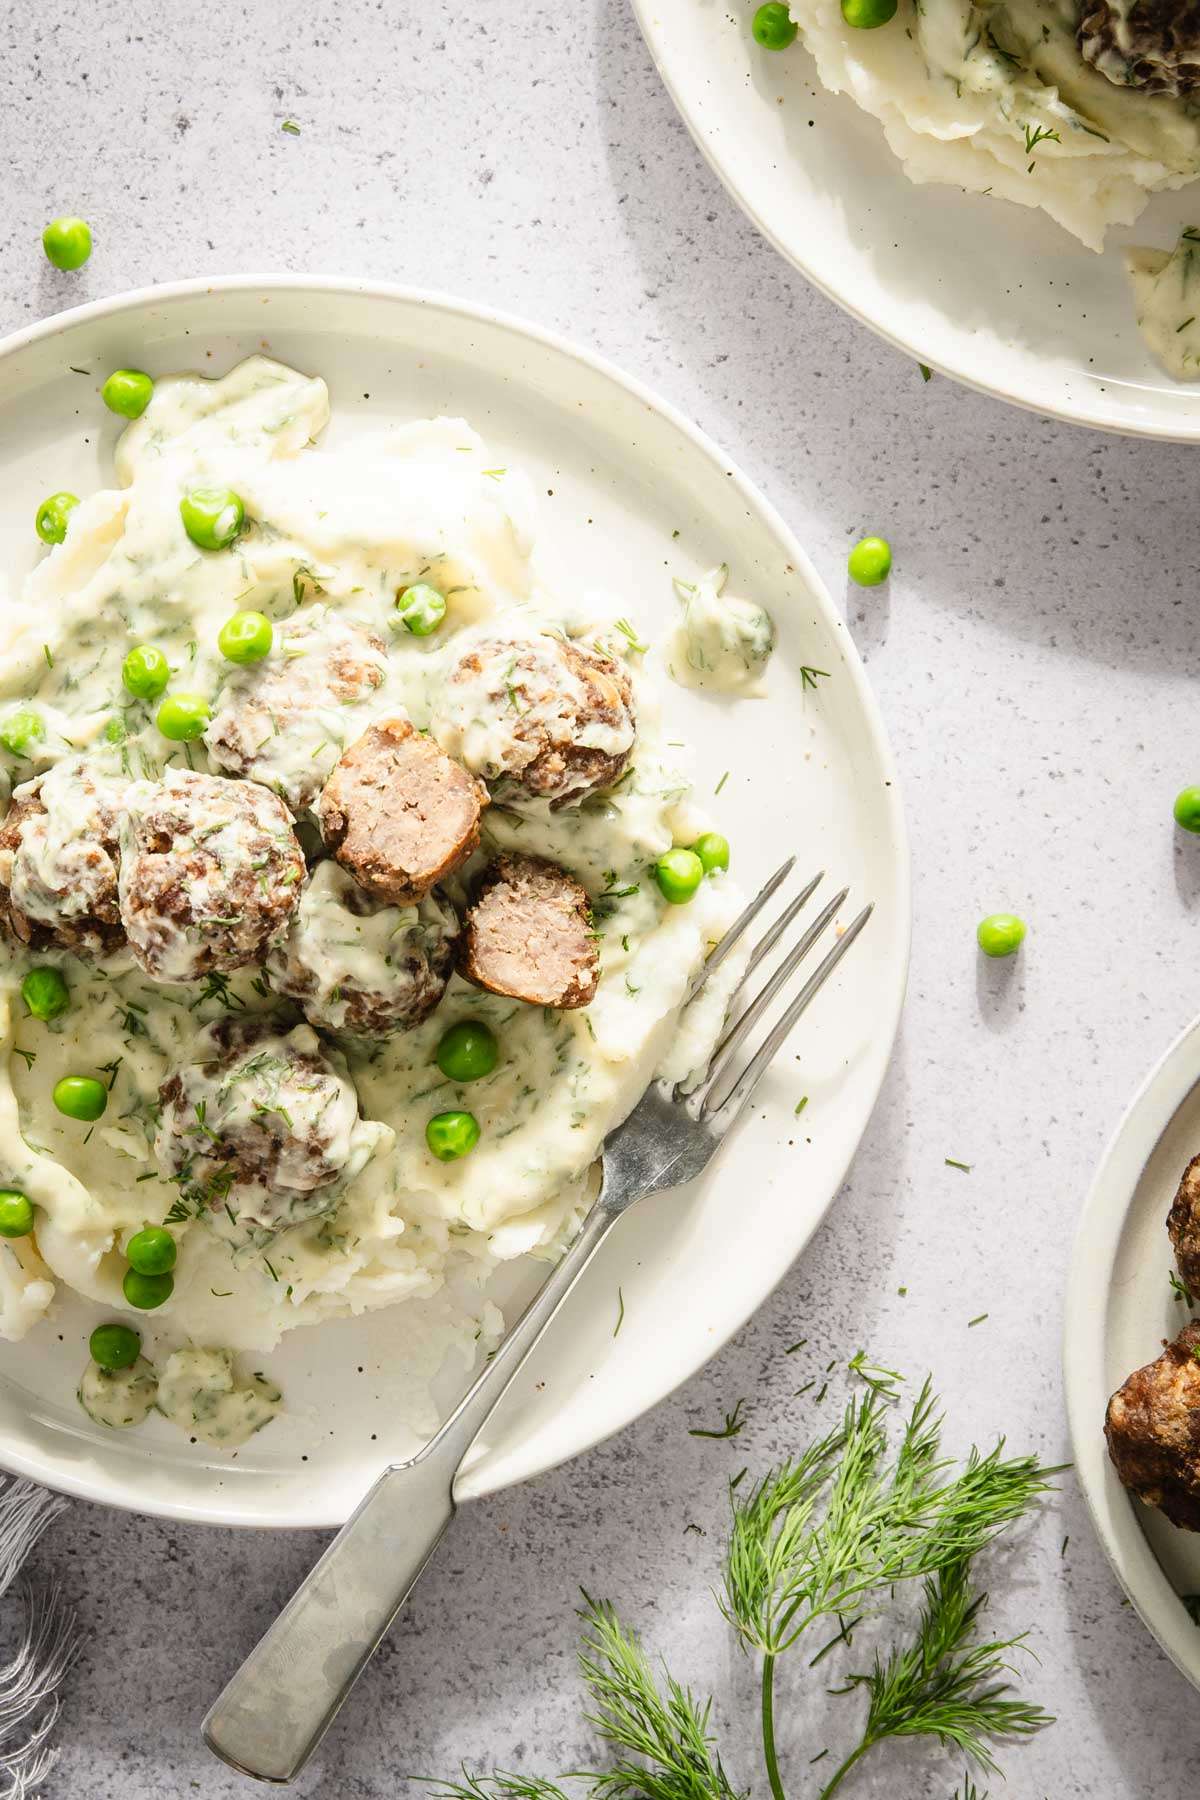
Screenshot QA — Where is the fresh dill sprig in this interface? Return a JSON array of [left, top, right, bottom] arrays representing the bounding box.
[[689, 1401, 746, 1440], [425, 1770, 576, 1800]]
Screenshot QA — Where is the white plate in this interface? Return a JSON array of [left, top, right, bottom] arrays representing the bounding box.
[[0, 275, 909, 1528], [634, 0, 1200, 440], [1066, 1014, 1200, 1690]]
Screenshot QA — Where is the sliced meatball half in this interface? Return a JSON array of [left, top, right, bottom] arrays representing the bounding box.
[[1105, 1322, 1200, 1531], [318, 716, 486, 905], [1079, 0, 1200, 93], [459, 853, 598, 1009], [204, 604, 389, 813], [266, 859, 460, 1036], [0, 756, 127, 957], [118, 768, 305, 983], [1169, 1154, 1200, 1301], [429, 632, 636, 808]]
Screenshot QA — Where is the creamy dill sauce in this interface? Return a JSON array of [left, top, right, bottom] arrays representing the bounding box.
[[1127, 228, 1200, 376], [665, 565, 774, 697], [0, 357, 744, 1445], [78, 1355, 158, 1428]]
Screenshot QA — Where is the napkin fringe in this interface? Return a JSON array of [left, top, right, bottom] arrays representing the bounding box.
[[0, 1480, 76, 1799]]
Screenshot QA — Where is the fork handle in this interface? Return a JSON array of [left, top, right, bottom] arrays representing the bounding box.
[[202, 1197, 617, 1784]]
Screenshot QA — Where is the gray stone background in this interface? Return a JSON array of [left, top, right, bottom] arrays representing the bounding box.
[[3, 0, 1200, 1793]]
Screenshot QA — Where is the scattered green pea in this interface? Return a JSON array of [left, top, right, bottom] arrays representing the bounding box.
[[426, 1110, 481, 1161], [752, 1, 798, 47], [122, 643, 170, 700], [218, 610, 274, 664], [841, 0, 897, 24], [125, 1226, 177, 1276], [436, 1021, 499, 1083], [693, 832, 730, 875], [122, 1267, 173, 1310], [976, 913, 1026, 958], [1174, 787, 1200, 833], [89, 1322, 142, 1370], [20, 966, 70, 1021], [156, 693, 211, 741], [0, 710, 45, 757], [0, 1191, 34, 1239], [53, 1075, 108, 1121], [35, 491, 79, 545], [101, 369, 154, 419], [655, 847, 705, 905], [180, 486, 244, 551], [395, 583, 447, 636], [42, 216, 92, 271], [848, 535, 893, 585]]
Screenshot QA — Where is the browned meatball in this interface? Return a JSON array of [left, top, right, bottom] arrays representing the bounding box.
[[266, 859, 460, 1036], [1168, 1154, 1200, 1301], [155, 1015, 371, 1230], [204, 605, 389, 813], [429, 633, 636, 808], [118, 768, 304, 983], [1105, 1322, 1200, 1530], [0, 757, 126, 957], [1079, 0, 1200, 92], [459, 853, 598, 1009], [318, 716, 486, 904]]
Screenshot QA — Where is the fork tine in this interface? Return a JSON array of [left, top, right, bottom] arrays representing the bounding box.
[[702, 902, 874, 1128], [680, 856, 809, 1008], [702, 886, 848, 1093], [745, 873, 829, 978]]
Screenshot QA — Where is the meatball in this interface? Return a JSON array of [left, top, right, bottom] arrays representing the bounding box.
[[429, 632, 636, 807], [318, 716, 486, 904], [1169, 1154, 1200, 1300], [118, 768, 304, 983], [1079, 0, 1200, 92], [155, 1015, 365, 1230], [459, 853, 598, 1009], [0, 756, 126, 957], [1105, 1322, 1200, 1530], [204, 604, 389, 813], [266, 859, 460, 1036]]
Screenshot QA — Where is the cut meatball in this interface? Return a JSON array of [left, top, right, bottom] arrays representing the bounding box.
[[0, 756, 126, 957], [266, 859, 460, 1036], [429, 632, 636, 808], [204, 604, 389, 813], [318, 716, 486, 904], [1105, 1322, 1200, 1530], [155, 1015, 367, 1231], [1168, 1154, 1200, 1300], [459, 853, 598, 1009], [1079, 0, 1200, 92], [118, 768, 305, 983]]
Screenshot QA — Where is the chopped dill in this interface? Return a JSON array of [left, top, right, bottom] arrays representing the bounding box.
[[689, 1399, 746, 1440]]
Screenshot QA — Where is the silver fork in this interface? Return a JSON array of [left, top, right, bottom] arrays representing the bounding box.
[[202, 862, 873, 1785]]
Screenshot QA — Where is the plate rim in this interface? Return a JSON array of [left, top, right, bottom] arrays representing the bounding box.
[[630, 0, 1200, 445], [0, 272, 911, 1525], [1064, 1009, 1200, 1689]]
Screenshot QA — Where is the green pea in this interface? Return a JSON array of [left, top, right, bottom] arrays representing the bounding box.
[[841, 0, 897, 23], [396, 583, 447, 637], [426, 1110, 481, 1161], [126, 1226, 176, 1276], [122, 1267, 173, 1310], [156, 693, 211, 741], [101, 369, 154, 419], [35, 491, 79, 545], [89, 1322, 141, 1370], [122, 643, 170, 700], [693, 832, 730, 875], [1174, 787, 1200, 833], [218, 610, 274, 664], [20, 966, 70, 1021], [0, 1190, 34, 1239], [0, 710, 45, 757], [655, 847, 705, 905], [104, 716, 127, 745], [436, 1021, 499, 1083], [180, 486, 245, 551], [42, 216, 92, 271], [848, 535, 893, 585], [976, 913, 1026, 958], [752, 1, 798, 47], [53, 1075, 108, 1121]]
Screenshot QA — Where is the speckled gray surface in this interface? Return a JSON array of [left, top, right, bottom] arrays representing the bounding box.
[[4, 0, 1200, 1794]]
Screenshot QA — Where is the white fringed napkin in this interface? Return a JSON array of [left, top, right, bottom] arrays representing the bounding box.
[[0, 1479, 75, 1798]]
